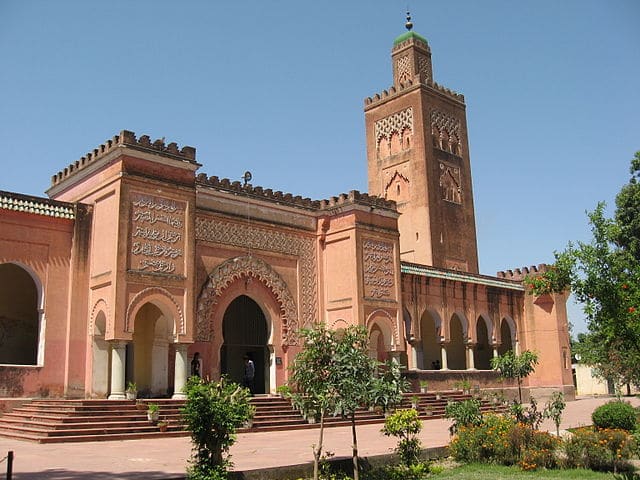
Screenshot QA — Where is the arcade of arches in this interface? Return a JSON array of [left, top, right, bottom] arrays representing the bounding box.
[[416, 309, 516, 372]]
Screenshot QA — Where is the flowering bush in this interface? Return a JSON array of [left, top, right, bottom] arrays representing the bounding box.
[[450, 414, 518, 465], [563, 427, 635, 473], [444, 398, 483, 435], [450, 413, 560, 471]]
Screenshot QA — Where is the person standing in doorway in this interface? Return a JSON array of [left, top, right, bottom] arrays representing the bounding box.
[[242, 354, 255, 394], [190, 352, 201, 377]]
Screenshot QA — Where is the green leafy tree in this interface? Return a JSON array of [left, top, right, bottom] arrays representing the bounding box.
[[543, 391, 566, 437], [490, 350, 539, 403], [544, 153, 640, 388], [288, 325, 340, 480], [331, 327, 409, 480], [288, 324, 407, 480], [181, 376, 254, 480]]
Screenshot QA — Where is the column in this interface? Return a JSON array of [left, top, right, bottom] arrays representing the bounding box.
[[108, 341, 127, 400], [172, 343, 189, 399], [440, 344, 448, 370], [389, 351, 401, 364], [514, 340, 520, 355], [493, 346, 499, 358], [466, 344, 475, 370], [409, 340, 420, 370]]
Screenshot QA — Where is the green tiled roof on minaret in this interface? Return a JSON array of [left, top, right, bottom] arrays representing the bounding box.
[[393, 11, 428, 46]]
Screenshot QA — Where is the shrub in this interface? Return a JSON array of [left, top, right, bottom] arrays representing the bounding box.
[[449, 414, 519, 465], [181, 376, 254, 479], [381, 409, 423, 467], [517, 428, 559, 471], [563, 427, 635, 473], [444, 398, 483, 435], [364, 462, 432, 480], [449, 413, 559, 471], [592, 401, 637, 431]]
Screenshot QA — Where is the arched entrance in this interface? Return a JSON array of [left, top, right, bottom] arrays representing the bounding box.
[[448, 313, 467, 370], [0, 263, 40, 365], [130, 302, 173, 397], [91, 310, 110, 397], [498, 317, 515, 356], [419, 309, 441, 370], [474, 316, 492, 370], [221, 295, 269, 394]]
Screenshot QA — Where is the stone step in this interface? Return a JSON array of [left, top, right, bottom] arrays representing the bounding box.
[[0, 391, 506, 443]]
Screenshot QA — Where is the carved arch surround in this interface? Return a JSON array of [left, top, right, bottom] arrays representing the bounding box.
[[196, 256, 299, 345], [89, 299, 110, 337], [125, 287, 185, 335], [366, 309, 399, 348]]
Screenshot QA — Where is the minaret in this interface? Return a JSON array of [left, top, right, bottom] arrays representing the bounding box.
[[364, 13, 479, 273]]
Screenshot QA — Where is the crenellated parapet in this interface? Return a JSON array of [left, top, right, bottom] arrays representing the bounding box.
[[50, 130, 197, 187], [196, 174, 320, 210], [365, 75, 464, 108], [318, 190, 396, 212], [497, 264, 549, 282], [196, 174, 396, 213]]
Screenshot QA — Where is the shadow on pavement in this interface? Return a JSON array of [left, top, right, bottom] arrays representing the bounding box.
[[15, 470, 185, 480]]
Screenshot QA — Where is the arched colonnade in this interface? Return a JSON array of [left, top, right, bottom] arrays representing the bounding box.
[[407, 307, 518, 371]]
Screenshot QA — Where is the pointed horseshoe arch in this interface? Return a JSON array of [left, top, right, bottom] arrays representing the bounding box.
[[89, 299, 111, 336], [125, 287, 185, 336], [196, 255, 299, 345], [366, 309, 399, 348]]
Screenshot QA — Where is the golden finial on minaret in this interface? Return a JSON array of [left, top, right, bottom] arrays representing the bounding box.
[[405, 10, 413, 31]]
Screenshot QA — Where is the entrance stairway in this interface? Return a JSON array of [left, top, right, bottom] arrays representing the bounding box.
[[0, 391, 505, 443]]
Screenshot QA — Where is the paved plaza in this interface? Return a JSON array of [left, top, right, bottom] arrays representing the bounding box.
[[0, 396, 637, 479]]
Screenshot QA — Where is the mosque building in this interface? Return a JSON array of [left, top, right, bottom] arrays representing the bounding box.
[[0, 18, 574, 401]]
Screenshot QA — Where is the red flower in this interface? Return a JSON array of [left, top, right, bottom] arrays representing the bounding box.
[[622, 284, 628, 289], [630, 307, 636, 313]]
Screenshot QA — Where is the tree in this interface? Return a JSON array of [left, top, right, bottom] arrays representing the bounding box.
[[331, 325, 380, 480], [490, 350, 539, 403], [181, 376, 254, 480], [543, 391, 566, 437], [542, 153, 640, 388], [615, 151, 640, 262], [288, 324, 407, 480], [288, 325, 340, 480]]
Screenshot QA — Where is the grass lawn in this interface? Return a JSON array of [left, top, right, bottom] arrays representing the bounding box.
[[434, 463, 621, 479]]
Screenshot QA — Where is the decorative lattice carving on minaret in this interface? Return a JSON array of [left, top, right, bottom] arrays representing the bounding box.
[[375, 107, 414, 153], [431, 110, 462, 155], [418, 56, 432, 82], [396, 55, 412, 83]]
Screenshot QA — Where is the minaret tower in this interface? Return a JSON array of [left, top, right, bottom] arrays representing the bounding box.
[[364, 13, 479, 273]]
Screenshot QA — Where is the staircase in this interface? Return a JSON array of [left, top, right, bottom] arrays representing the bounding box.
[[0, 391, 505, 443]]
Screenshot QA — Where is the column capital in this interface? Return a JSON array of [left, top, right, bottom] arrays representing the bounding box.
[[173, 343, 189, 354], [110, 340, 129, 350]]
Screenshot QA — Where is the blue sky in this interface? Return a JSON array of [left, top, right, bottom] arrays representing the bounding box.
[[1, 1, 638, 333]]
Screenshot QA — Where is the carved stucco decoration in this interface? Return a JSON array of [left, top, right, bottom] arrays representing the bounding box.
[[125, 286, 186, 335], [418, 56, 431, 81], [196, 255, 299, 345], [431, 110, 462, 153], [195, 217, 317, 335], [439, 163, 462, 204], [375, 107, 414, 148], [89, 299, 110, 337], [366, 308, 400, 350], [396, 55, 411, 83]]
